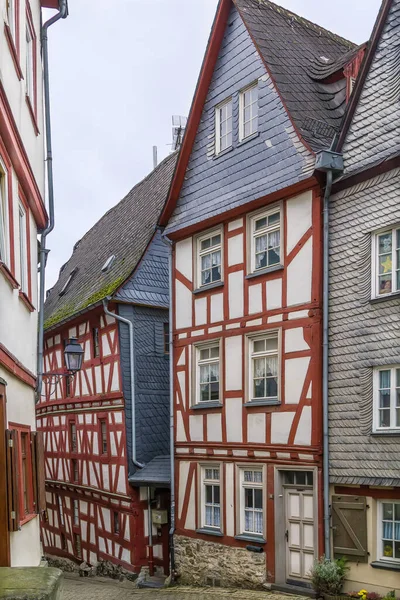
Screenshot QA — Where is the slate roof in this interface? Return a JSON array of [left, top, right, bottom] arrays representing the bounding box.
[[129, 455, 170, 487], [234, 0, 357, 149], [44, 152, 178, 331]]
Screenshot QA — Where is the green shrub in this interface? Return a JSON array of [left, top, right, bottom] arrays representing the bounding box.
[[310, 556, 349, 596]]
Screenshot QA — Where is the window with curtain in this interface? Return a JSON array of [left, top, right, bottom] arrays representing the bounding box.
[[197, 230, 222, 288], [239, 82, 258, 140], [249, 333, 279, 403], [374, 367, 400, 431], [202, 467, 221, 530], [241, 469, 264, 536], [373, 228, 400, 297], [215, 98, 232, 154], [249, 208, 281, 273], [380, 502, 400, 561], [196, 343, 220, 404]]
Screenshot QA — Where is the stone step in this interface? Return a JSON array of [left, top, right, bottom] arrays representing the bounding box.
[[271, 582, 317, 598], [137, 576, 166, 589]]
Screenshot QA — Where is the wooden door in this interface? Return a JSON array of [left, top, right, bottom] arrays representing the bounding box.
[[0, 381, 10, 566], [285, 487, 315, 583]]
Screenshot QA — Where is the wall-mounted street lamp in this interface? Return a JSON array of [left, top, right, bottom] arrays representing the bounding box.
[[41, 337, 84, 390]]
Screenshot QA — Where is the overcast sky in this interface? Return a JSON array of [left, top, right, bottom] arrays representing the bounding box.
[[43, 0, 381, 289]]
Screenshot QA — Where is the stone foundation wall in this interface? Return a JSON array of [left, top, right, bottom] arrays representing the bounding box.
[[174, 535, 267, 589]]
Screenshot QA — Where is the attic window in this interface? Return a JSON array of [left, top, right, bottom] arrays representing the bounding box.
[[101, 255, 116, 273], [59, 268, 78, 296]]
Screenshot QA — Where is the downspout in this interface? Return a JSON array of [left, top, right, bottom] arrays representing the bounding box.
[[36, 0, 68, 402], [161, 231, 175, 580], [322, 169, 333, 560], [102, 298, 144, 470], [315, 148, 343, 560]]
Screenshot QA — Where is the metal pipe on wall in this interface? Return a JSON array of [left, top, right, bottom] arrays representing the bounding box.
[[102, 298, 144, 470], [36, 0, 68, 402]]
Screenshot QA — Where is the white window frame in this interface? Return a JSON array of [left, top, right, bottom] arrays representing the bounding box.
[[373, 366, 400, 432], [18, 202, 28, 293], [248, 205, 282, 274], [372, 227, 400, 299], [73, 499, 79, 526], [196, 228, 223, 289], [215, 97, 232, 155], [0, 162, 9, 267], [25, 23, 34, 103], [194, 340, 221, 405], [239, 82, 258, 141], [200, 465, 222, 531], [378, 500, 400, 563], [247, 330, 280, 404], [238, 466, 265, 538]]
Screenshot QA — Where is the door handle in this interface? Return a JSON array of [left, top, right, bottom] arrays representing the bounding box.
[[285, 529, 289, 541]]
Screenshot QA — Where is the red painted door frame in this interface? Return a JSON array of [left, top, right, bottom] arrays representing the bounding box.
[[0, 381, 10, 566]]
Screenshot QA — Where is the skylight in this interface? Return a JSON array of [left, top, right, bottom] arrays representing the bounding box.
[[101, 255, 116, 273], [59, 268, 78, 296]]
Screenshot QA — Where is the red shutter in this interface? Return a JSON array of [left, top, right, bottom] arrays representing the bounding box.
[[6, 429, 20, 531], [31, 431, 46, 514]]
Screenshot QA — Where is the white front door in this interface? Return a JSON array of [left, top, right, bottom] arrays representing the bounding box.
[[285, 487, 315, 583]]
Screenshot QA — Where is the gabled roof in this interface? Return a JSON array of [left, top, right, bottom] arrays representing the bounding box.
[[337, 0, 394, 152], [44, 152, 177, 331], [160, 0, 357, 227], [129, 455, 170, 488]]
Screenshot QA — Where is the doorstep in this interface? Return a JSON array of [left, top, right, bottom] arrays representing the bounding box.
[[271, 582, 317, 598], [0, 567, 63, 600]]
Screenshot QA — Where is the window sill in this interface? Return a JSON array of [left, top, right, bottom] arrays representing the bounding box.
[[19, 291, 35, 313], [196, 528, 223, 537], [4, 23, 23, 80], [193, 281, 224, 295], [213, 146, 234, 160], [20, 513, 37, 527], [370, 292, 400, 304], [371, 430, 400, 437], [244, 400, 280, 408], [235, 534, 266, 544], [370, 561, 400, 572], [191, 402, 223, 410], [0, 262, 19, 290], [245, 265, 284, 280], [238, 132, 260, 146], [26, 95, 40, 136]]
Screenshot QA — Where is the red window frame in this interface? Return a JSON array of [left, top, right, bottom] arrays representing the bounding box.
[[71, 458, 79, 483], [98, 417, 108, 456], [9, 423, 35, 525], [4, 0, 23, 81], [0, 140, 15, 280], [25, 2, 39, 135], [68, 418, 77, 454], [17, 187, 33, 309]]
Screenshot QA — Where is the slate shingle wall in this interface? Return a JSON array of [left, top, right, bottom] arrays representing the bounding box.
[[118, 302, 169, 478], [329, 168, 400, 486], [165, 4, 314, 235], [115, 230, 169, 308], [342, 0, 400, 174]]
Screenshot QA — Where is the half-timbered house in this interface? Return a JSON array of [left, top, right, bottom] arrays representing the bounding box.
[[0, 0, 63, 568], [328, 0, 400, 593], [38, 152, 177, 576], [159, 0, 365, 590]]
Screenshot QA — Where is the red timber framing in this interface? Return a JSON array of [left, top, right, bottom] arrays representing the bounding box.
[[171, 183, 324, 583], [37, 306, 165, 574]]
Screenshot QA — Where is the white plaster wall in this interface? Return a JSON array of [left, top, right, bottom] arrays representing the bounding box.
[[207, 413, 222, 442], [271, 412, 295, 444], [178, 462, 190, 520], [175, 280, 192, 329], [195, 297, 207, 326], [228, 234, 243, 266], [225, 336, 242, 391], [225, 398, 243, 442], [228, 271, 244, 319], [247, 413, 266, 444], [287, 238, 313, 306], [175, 238, 193, 282], [225, 463, 235, 537], [286, 191, 312, 253], [189, 414, 203, 442], [0, 0, 45, 194], [266, 278, 282, 310], [210, 293, 223, 323], [249, 283, 262, 314], [1, 366, 36, 429], [285, 357, 310, 404], [285, 328, 309, 352], [10, 515, 41, 567], [294, 406, 312, 446]]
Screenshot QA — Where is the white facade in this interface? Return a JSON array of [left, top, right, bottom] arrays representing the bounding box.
[[0, 0, 46, 567]]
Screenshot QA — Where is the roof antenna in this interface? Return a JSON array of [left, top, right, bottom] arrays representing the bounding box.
[[172, 115, 187, 151]]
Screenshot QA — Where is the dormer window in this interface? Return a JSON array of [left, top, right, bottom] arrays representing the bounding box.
[[59, 268, 78, 296], [239, 83, 258, 141], [215, 98, 232, 154]]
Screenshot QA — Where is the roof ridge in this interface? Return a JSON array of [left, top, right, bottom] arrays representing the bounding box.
[[61, 150, 178, 270], [244, 0, 355, 49]]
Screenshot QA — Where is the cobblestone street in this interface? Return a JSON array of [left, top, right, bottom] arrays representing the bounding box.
[[62, 574, 307, 600]]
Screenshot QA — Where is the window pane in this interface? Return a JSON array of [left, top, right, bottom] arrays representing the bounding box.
[[269, 230, 280, 249], [383, 522, 393, 539], [200, 348, 210, 361], [244, 471, 253, 482], [214, 486, 220, 504], [201, 238, 211, 251], [210, 363, 219, 382], [254, 471, 262, 483], [200, 384, 210, 402], [383, 540, 394, 558], [205, 505, 213, 526], [266, 377, 278, 398], [212, 266, 221, 281], [210, 382, 219, 401], [255, 235, 268, 253], [254, 511, 263, 534], [255, 217, 267, 231], [265, 337, 278, 352], [245, 488, 253, 508], [255, 252, 267, 270], [201, 254, 211, 270], [380, 370, 391, 389], [253, 340, 265, 353], [205, 485, 213, 504], [379, 233, 392, 254], [268, 212, 280, 226], [200, 364, 210, 383], [210, 346, 219, 359], [213, 469, 220, 480], [379, 409, 391, 428], [269, 248, 280, 265], [254, 489, 263, 509], [254, 379, 265, 398], [379, 255, 392, 275], [383, 503, 394, 520], [205, 469, 213, 479], [254, 358, 266, 378], [379, 275, 392, 295], [266, 356, 278, 377], [379, 390, 391, 408], [395, 504, 400, 521], [296, 472, 306, 485], [214, 506, 221, 528], [211, 235, 221, 247], [211, 250, 221, 266]]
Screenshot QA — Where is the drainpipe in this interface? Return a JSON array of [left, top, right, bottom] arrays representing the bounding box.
[[160, 231, 175, 580], [147, 486, 154, 576], [36, 0, 68, 402], [315, 149, 343, 560], [102, 298, 144, 470]]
